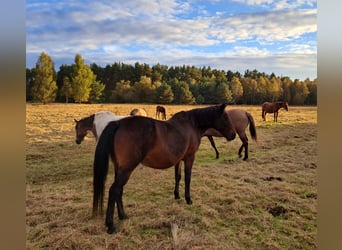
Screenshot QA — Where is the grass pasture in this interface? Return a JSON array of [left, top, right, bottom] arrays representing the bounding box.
[[26, 103, 317, 249]]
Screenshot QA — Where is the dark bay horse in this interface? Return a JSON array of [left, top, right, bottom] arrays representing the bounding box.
[[92, 104, 236, 234], [203, 109, 257, 160], [74, 111, 127, 144], [262, 101, 288, 122], [156, 105, 167, 120]]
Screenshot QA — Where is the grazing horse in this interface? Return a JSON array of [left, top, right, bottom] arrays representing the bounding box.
[[129, 108, 147, 116], [262, 101, 288, 122], [74, 111, 127, 144], [156, 105, 167, 120], [92, 104, 236, 234], [203, 109, 257, 160]]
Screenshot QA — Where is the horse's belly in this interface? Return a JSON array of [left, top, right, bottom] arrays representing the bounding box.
[[141, 154, 179, 169]]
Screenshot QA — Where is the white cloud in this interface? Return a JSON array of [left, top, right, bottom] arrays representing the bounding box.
[[26, 0, 317, 79]]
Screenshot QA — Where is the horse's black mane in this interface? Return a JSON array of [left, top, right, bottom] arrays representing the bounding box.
[[79, 114, 95, 127], [187, 104, 224, 129]]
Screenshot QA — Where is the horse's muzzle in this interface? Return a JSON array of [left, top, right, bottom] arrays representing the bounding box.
[[75, 139, 81, 144], [227, 133, 236, 141]]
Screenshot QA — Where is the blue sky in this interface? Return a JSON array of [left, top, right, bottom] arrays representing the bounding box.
[[26, 0, 317, 80]]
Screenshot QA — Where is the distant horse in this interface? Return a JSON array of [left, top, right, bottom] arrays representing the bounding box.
[[129, 108, 147, 116], [262, 101, 288, 122], [203, 109, 257, 160], [92, 104, 236, 234], [156, 105, 167, 120], [74, 111, 127, 144]]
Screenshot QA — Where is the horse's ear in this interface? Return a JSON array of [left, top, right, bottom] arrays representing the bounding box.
[[74, 119, 78, 123], [220, 103, 227, 113]]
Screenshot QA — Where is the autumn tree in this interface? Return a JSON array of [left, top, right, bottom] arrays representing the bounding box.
[[59, 76, 73, 103], [291, 79, 309, 105], [133, 76, 156, 103], [112, 80, 134, 103], [71, 54, 99, 103], [230, 76, 243, 104], [31, 52, 57, 104], [89, 81, 105, 103]]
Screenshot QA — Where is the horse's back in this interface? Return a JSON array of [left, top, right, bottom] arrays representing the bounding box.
[[130, 108, 147, 117], [262, 102, 271, 109], [114, 116, 189, 168], [227, 109, 250, 131], [94, 111, 127, 139]]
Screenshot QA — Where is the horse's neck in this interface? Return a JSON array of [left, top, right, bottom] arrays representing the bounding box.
[[170, 109, 217, 134], [82, 115, 95, 131], [276, 103, 283, 111]]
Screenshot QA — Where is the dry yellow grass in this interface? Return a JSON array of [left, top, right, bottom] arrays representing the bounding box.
[[26, 103, 317, 249]]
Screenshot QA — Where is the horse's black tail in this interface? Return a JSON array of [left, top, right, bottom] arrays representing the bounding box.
[[93, 121, 120, 217], [246, 112, 257, 142]]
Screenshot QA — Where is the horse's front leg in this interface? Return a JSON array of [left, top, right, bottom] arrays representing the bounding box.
[[207, 136, 219, 159], [184, 155, 195, 205], [174, 162, 181, 200]]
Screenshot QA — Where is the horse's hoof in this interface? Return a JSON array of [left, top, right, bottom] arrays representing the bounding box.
[[186, 198, 192, 205], [119, 214, 129, 220], [107, 226, 116, 234]]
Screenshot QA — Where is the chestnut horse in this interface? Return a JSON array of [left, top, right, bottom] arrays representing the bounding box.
[[74, 111, 127, 144], [204, 109, 257, 160], [155, 105, 167, 120], [262, 101, 288, 122], [92, 104, 236, 234]]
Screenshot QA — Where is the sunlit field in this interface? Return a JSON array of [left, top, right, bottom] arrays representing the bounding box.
[[26, 103, 317, 249]]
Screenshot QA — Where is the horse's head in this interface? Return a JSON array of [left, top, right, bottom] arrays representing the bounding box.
[[211, 104, 236, 141], [283, 102, 289, 111], [74, 119, 88, 144]]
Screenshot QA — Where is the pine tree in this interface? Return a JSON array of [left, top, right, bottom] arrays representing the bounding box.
[[89, 81, 105, 103], [31, 52, 57, 104], [155, 83, 174, 104]]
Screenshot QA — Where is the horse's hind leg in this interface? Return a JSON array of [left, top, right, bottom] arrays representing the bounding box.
[[105, 169, 132, 234], [242, 141, 248, 160], [238, 133, 249, 160], [105, 183, 117, 234], [174, 162, 181, 200]]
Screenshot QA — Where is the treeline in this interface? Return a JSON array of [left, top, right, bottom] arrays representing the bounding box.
[[26, 52, 317, 105]]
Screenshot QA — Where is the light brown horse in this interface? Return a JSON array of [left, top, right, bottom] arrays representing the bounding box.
[[262, 101, 288, 122], [203, 109, 257, 160], [92, 104, 236, 234], [129, 108, 147, 116]]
